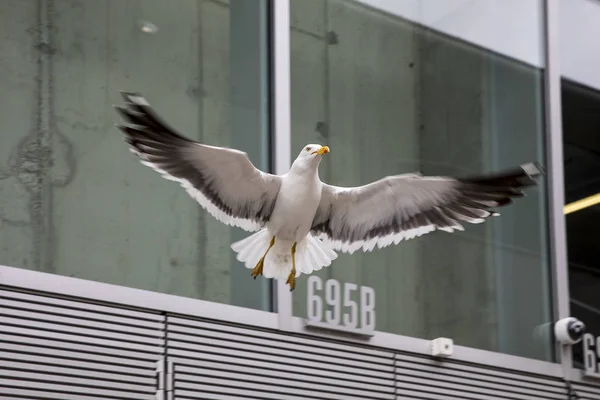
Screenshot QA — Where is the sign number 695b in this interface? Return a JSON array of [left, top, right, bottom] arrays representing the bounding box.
[[306, 275, 375, 333]]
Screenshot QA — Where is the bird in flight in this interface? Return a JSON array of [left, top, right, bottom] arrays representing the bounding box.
[[114, 91, 542, 291]]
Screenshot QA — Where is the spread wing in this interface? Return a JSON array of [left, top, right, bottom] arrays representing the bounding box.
[[114, 91, 282, 232], [311, 164, 542, 253]]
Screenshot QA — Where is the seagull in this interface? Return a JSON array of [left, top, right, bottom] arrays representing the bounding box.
[[114, 91, 543, 291]]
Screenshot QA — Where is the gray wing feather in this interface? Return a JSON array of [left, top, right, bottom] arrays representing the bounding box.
[[311, 165, 542, 253], [114, 91, 281, 232]]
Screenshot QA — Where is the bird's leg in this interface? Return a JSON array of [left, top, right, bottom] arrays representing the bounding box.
[[251, 236, 275, 279], [286, 242, 297, 291]]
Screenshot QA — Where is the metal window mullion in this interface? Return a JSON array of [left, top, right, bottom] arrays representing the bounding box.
[[155, 359, 165, 400], [271, 0, 293, 330], [166, 361, 174, 400], [543, 0, 571, 368]]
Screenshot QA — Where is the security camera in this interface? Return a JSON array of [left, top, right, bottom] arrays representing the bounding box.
[[554, 317, 586, 345]]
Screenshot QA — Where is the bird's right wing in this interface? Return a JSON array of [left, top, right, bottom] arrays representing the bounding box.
[[311, 164, 542, 253], [114, 92, 282, 232]]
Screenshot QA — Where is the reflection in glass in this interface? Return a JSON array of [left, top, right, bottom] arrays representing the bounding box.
[[290, 0, 551, 361], [562, 79, 600, 370], [0, 0, 272, 311]]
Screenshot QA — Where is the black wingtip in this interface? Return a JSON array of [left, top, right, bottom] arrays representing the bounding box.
[[519, 162, 545, 186], [114, 122, 129, 133], [114, 104, 145, 121], [119, 90, 145, 104], [114, 122, 144, 133], [113, 104, 126, 115], [459, 161, 545, 188], [118, 90, 133, 100], [521, 162, 544, 177], [113, 89, 193, 144]]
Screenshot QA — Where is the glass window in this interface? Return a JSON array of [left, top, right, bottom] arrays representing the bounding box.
[[290, 0, 552, 361], [0, 0, 272, 311], [562, 79, 600, 374]]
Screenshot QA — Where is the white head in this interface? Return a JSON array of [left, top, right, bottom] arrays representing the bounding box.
[[290, 143, 330, 173]]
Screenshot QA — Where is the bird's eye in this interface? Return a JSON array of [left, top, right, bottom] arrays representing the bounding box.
[[305, 147, 311, 152]]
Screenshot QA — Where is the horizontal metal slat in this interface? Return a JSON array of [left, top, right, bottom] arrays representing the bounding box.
[[1, 344, 157, 368], [0, 370, 155, 393], [167, 316, 393, 359], [395, 381, 561, 400], [395, 355, 565, 388], [176, 363, 394, 394], [1, 316, 163, 347], [0, 297, 164, 330], [395, 389, 467, 400], [572, 382, 600, 393], [0, 360, 156, 385], [167, 327, 390, 365], [167, 347, 394, 380], [0, 328, 161, 355], [395, 360, 566, 395], [571, 383, 600, 400], [167, 335, 392, 374], [0, 380, 156, 399], [176, 368, 393, 399], [0, 388, 148, 400], [0, 354, 156, 377], [177, 378, 389, 400], [176, 387, 315, 400], [0, 303, 164, 337], [0, 289, 164, 321], [167, 316, 394, 362], [396, 372, 560, 400], [169, 354, 392, 387], [177, 395, 267, 400]]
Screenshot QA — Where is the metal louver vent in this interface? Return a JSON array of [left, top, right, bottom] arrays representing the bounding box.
[[165, 315, 396, 399], [0, 285, 598, 400], [0, 289, 165, 400], [395, 353, 570, 399], [571, 381, 600, 400]]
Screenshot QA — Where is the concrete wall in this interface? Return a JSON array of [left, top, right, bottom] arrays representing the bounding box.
[[483, 58, 551, 360], [0, 0, 40, 272], [416, 28, 499, 351], [0, 0, 271, 310], [416, 30, 550, 359]]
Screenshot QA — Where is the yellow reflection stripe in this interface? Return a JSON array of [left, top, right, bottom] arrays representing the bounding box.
[[564, 193, 600, 215]]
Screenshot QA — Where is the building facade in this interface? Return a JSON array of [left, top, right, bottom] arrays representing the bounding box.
[[1, 0, 600, 398]]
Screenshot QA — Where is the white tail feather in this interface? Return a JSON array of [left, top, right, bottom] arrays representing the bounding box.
[[231, 229, 338, 280]]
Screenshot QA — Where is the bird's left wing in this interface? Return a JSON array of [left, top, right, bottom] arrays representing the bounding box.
[[311, 164, 542, 254], [114, 92, 281, 232]]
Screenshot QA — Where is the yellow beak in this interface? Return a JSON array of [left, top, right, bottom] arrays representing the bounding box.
[[312, 146, 330, 156]]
